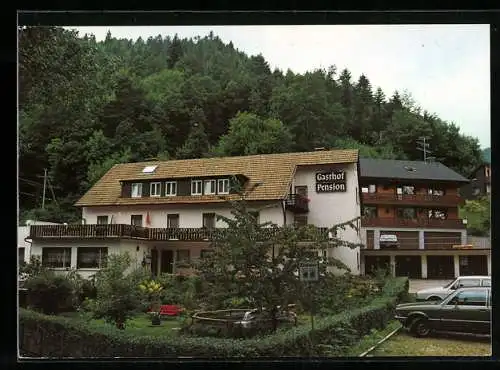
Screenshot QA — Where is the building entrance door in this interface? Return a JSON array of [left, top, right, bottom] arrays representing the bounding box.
[[160, 250, 173, 274]]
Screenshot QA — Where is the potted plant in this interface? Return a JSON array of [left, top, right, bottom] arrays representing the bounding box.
[[139, 279, 164, 325]]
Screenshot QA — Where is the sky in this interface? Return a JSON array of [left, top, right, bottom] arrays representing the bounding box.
[[70, 25, 490, 149]]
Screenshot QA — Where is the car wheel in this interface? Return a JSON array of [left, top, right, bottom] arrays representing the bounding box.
[[411, 318, 431, 337], [426, 296, 441, 301]]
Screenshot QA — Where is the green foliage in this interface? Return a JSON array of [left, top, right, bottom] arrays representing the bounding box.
[[24, 270, 74, 314], [192, 196, 363, 331], [213, 111, 293, 156], [459, 196, 491, 236], [84, 252, 150, 329], [19, 277, 408, 357]]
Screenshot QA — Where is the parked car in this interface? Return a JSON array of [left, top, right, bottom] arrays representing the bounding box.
[[395, 287, 491, 337], [415, 276, 490, 301]]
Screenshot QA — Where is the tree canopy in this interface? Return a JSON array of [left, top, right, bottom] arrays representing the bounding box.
[[18, 27, 484, 222]]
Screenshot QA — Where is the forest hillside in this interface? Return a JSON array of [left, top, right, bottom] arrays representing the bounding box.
[[18, 27, 483, 223]]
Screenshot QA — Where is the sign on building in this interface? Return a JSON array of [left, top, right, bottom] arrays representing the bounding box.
[[315, 170, 347, 193]]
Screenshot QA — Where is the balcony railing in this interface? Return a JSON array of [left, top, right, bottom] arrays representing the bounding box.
[[29, 224, 330, 242], [361, 217, 466, 229], [361, 193, 464, 206], [285, 193, 309, 213]]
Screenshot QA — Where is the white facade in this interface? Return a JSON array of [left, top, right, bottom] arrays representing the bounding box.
[[18, 220, 60, 264], [291, 163, 362, 274], [31, 161, 362, 276]]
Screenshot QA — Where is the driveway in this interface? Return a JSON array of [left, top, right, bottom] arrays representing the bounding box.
[[408, 279, 452, 293]]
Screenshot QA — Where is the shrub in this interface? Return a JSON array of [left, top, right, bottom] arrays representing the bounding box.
[[20, 277, 409, 357], [84, 252, 150, 329], [24, 270, 73, 315]]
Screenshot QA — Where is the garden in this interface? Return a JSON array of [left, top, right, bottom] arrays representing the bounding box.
[[19, 198, 410, 357]]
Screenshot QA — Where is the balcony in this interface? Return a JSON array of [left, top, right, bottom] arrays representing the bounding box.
[[361, 193, 464, 207], [285, 193, 309, 213], [361, 217, 466, 229], [29, 224, 330, 242]]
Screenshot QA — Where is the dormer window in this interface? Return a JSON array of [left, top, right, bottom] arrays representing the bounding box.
[[150, 182, 161, 197], [218, 178, 230, 195], [165, 181, 177, 196], [204, 179, 216, 195], [191, 180, 203, 195], [131, 183, 143, 198]]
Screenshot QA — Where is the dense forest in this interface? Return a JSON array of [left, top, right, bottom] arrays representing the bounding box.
[[19, 26, 484, 223]]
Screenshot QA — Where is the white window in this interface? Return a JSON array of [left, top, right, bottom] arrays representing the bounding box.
[[150, 182, 161, 197], [191, 180, 203, 195], [368, 184, 376, 193], [42, 248, 71, 268], [165, 181, 177, 196], [142, 165, 157, 174], [218, 178, 230, 194], [204, 179, 216, 195], [361, 187, 369, 193], [131, 183, 143, 198]]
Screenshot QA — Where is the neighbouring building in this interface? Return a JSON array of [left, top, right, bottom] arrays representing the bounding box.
[[28, 149, 363, 278], [18, 220, 60, 265], [358, 158, 491, 279], [460, 162, 491, 200]]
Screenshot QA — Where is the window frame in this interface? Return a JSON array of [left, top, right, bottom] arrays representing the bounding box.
[[165, 181, 177, 196], [150, 182, 162, 197], [202, 213, 216, 229], [97, 215, 109, 225], [217, 178, 230, 195], [167, 214, 180, 228], [42, 247, 72, 269], [176, 249, 190, 263], [131, 214, 143, 227], [131, 183, 143, 198], [204, 179, 217, 195], [77, 247, 108, 269], [191, 180, 203, 195]]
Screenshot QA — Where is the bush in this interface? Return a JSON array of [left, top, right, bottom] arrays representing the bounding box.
[[20, 277, 409, 357], [24, 270, 73, 315]]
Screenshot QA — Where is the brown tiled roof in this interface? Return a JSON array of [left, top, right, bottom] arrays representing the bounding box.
[[75, 150, 358, 207]]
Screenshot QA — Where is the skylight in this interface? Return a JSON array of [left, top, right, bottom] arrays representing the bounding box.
[[142, 165, 158, 174]]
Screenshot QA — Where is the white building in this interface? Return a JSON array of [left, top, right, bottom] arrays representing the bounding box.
[[28, 149, 362, 279], [18, 220, 60, 265]]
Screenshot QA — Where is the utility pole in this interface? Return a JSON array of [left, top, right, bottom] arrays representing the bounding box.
[[41, 169, 47, 210], [416, 137, 432, 162]]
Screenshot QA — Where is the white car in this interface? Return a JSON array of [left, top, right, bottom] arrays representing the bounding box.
[[415, 276, 491, 301]]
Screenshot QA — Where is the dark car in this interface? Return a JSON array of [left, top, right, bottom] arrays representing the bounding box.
[[395, 287, 491, 337]]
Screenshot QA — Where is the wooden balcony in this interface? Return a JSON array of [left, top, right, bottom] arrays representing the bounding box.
[[29, 224, 330, 242], [285, 193, 309, 213], [361, 217, 466, 229], [361, 193, 464, 207]]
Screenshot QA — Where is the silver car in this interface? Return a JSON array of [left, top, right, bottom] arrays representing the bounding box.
[[416, 276, 491, 301]]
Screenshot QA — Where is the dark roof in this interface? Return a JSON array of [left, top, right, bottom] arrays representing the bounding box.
[[359, 158, 469, 183]]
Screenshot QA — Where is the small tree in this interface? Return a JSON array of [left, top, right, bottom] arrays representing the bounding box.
[[86, 252, 148, 329], [194, 189, 363, 333]]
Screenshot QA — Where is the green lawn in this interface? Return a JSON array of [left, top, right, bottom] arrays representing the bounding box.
[[370, 331, 491, 357], [345, 320, 402, 357], [59, 311, 184, 337]]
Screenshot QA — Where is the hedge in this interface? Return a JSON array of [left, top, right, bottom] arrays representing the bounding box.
[[19, 277, 409, 358]]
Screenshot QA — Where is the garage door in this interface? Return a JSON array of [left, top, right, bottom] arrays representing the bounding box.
[[459, 255, 488, 276], [364, 256, 390, 275], [427, 255, 455, 279], [395, 256, 421, 278]]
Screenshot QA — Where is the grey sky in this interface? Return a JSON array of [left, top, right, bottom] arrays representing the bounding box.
[[70, 25, 490, 148]]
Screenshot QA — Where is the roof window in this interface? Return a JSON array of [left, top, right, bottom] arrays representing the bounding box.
[[142, 165, 158, 174]]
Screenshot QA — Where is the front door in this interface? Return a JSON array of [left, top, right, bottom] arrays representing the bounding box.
[[151, 249, 158, 277], [160, 250, 173, 274]]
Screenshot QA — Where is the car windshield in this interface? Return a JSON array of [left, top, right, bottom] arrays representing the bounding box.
[[442, 279, 456, 289]]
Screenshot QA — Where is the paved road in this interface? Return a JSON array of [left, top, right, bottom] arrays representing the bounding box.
[[408, 279, 452, 293]]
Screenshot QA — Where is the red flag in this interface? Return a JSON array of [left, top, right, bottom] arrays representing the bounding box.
[[146, 212, 151, 226]]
